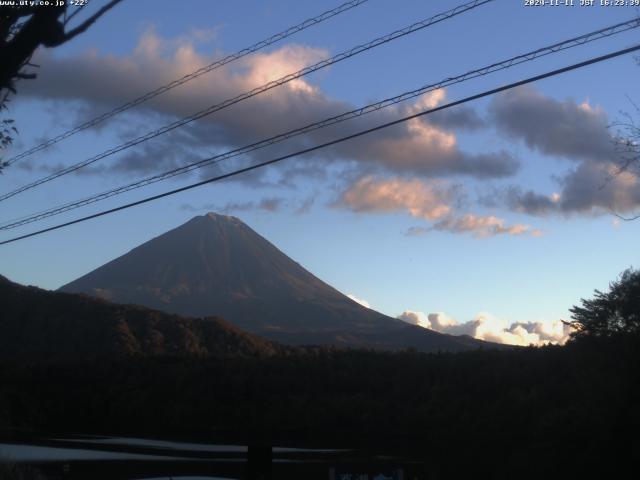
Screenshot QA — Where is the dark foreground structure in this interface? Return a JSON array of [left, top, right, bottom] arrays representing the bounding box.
[[1, 333, 639, 479], [3, 261, 640, 478]]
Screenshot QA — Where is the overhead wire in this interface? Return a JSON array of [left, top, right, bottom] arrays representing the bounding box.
[[2, 42, 639, 246], [0, 17, 637, 231], [3, 0, 371, 166], [0, 0, 494, 203]]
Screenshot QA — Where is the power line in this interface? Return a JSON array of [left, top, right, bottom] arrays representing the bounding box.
[[4, 0, 371, 166], [1, 17, 638, 231], [0, 0, 494, 203], [2, 42, 638, 246]]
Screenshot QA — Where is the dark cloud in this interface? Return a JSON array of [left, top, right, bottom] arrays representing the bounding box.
[[505, 187, 558, 216], [110, 131, 204, 175], [490, 85, 614, 162], [181, 195, 316, 215], [503, 161, 640, 217], [427, 106, 486, 131], [487, 87, 640, 217], [20, 31, 515, 184], [560, 161, 640, 214], [181, 197, 284, 214]]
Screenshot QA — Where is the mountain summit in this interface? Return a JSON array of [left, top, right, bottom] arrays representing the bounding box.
[[59, 213, 487, 351]]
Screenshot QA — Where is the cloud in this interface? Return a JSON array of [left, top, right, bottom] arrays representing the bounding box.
[[398, 311, 459, 330], [397, 310, 571, 346], [20, 30, 516, 183], [180, 195, 315, 215], [347, 294, 370, 309], [336, 175, 455, 220], [504, 156, 640, 218], [335, 176, 540, 238], [408, 88, 485, 131], [109, 127, 206, 175], [427, 312, 459, 330], [487, 86, 640, 218], [181, 196, 285, 214], [345, 114, 518, 179], [490, 85, 614, 163], [430, 213, 539, 238], [294, 196, 315, 215], [558, 162, 640, 214], [397, 310, 431, 328], [509, 319, 573, 345]]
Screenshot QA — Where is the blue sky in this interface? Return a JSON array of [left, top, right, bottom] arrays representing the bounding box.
[[1, 0, 640, 345]]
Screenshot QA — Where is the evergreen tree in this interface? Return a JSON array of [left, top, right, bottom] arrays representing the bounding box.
[[568, 268, 640, 339]]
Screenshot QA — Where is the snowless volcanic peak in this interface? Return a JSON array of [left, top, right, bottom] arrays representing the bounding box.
[[59, 213, 493, 352]]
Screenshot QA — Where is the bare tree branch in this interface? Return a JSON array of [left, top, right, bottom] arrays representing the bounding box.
[[0, 0, 124, 172], [63, 5, 84, 26], [0, 1, 124, 93], [56, 0, 124, 45]]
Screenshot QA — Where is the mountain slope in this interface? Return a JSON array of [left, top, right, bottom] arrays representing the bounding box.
[[59, 213, 491, 352], [0, 275, 281, 361]]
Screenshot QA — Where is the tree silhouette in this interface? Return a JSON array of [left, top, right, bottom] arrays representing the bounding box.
[[0, 1, 123, 171], [0, 100, 16, 171], [568, 268, 640, 339], [0, 1, 123, 95]]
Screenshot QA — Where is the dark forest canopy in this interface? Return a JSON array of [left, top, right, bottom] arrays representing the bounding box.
[[1, 334, 639, 478]]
